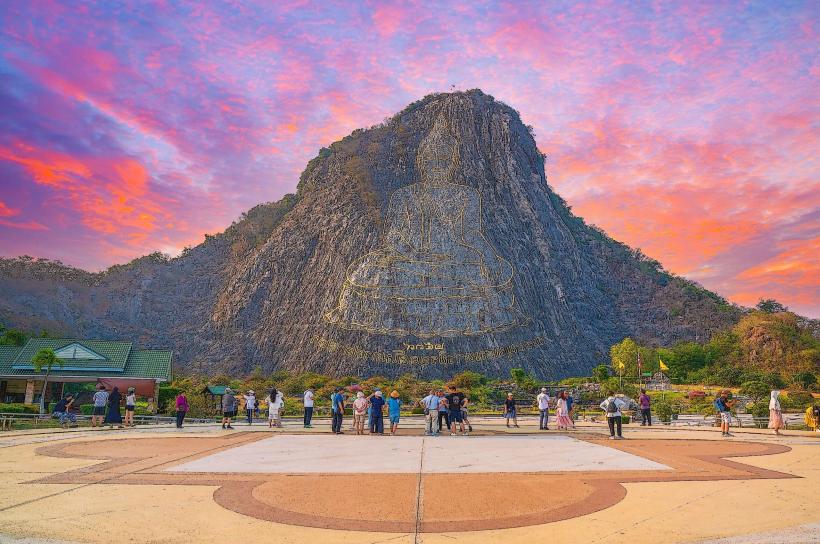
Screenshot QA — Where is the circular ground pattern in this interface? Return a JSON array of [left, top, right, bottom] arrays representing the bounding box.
[[32, 432, 794, 533]]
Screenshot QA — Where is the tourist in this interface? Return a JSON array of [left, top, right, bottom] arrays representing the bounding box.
[[555, 391, 573, 430], [437, 390, 450, 432], [461, 397, 473, 433], [768, 390, 784, 435], [638, 389, 651, 426], [446, 385, 467, 435], [91, 384, 108, 428], [600, 391, 627, 439], [124, 387, 136, 427], [805, 405, 819, 432], [221, 388, 236, 429], [369, 390, 386, 434], [244, 390, 256, 425], [104, 386, 123, 429], [175, 391, 188, 429], [368, 387, 382, 433], [420, 389, 440, 435], [387, 390, 402, 435], [353, 391, 368, 435], [503, 392, 519, 429], [331, 387, 345, 434], [267, 387, 284, 428], [565, 390, 577, 429], [53, 394, 77, 428], [303, 387, 314, 428], [537, 387, 550, 430], [714, 390, 734, 437]]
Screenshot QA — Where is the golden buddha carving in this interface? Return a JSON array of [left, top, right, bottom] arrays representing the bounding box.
[[324, 123, 522, 338]]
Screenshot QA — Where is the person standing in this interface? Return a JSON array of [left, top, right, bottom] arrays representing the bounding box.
[[221, 388, 236, 430], [91, 384, 109, 428], [503, 392, 519, 429], [124, 387, 136, 428], [175, 392, 189, 429], [566, 391, 576, 429], [555, 391, 573, 430], [303, 388, 315, 428], [446, 386, 467, 435], [537, 387, 550, 430], [768, 390, 784, 435], [267, 388, 284, 428], [352, 392, 368, 435], [331, 387, 345, 434], [104, 386, 123, 429], [600, 391, 627, 439], [638, 389, 651, 426], [244, 390, 256, 425], [387, 390, 402, 435], [420, 389, 440, 436], [437, 390, 450, 433], [369, 390, 386, 434], [714, 390, 734, 437]]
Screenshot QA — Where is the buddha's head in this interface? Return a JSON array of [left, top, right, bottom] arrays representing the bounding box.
[[417, 128, 458, 184]]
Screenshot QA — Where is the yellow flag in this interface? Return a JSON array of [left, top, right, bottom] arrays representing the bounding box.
[[659, 359, 669, 371]]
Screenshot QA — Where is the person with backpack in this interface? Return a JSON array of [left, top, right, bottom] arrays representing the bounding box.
[[599, 391, 627, 439], [714, 390, 735, 437], [436, 390, 450, 433], [244, 390, 256, 425]]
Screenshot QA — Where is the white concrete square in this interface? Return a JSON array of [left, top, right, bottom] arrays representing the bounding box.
[[169, 435, 669, 474]]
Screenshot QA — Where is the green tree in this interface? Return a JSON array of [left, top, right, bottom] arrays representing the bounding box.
[[0, 327, 27, 346], [31, 348, 63, 414], [591, 364, 610, 383], [610, 338, 639, 377], [755, 299, 788, 313], [791, 371, 817, 391], [739, 380, 770, 403]]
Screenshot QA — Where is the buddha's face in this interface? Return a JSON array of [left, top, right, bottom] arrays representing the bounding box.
[[418, 132, 457, 183]]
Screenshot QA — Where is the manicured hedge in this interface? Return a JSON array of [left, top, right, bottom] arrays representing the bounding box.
[[0, 403, 40, 414]]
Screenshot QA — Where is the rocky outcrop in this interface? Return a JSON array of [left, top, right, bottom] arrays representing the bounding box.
[[0, 90, 741, 378]]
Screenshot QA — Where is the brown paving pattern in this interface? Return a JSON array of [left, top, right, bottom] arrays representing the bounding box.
[[30, 433, 796, 533]]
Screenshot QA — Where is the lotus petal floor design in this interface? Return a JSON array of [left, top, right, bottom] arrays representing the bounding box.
[[169, 435, 670, 474]]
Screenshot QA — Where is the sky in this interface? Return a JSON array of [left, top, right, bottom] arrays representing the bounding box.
[[0, 1, 817, 317]]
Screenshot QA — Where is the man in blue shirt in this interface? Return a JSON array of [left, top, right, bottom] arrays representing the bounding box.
[[331, 387, 345, 434], [387, 391, 402, 435], [420, 389, 441, 435], [368, 390, 386, 434], [715, 390, 735, 437]]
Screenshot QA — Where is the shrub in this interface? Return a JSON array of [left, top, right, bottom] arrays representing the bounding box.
[[79, 404, 95, 415], [739, 381, 770, 403], [158, 387, 181, 412], [0, 403, 40, 414], [655, 401, 676, 423], [749, 402, 769, 427]]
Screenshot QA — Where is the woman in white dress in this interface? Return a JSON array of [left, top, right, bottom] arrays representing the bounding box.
[[267, 388, 284, 428], [555, 391, 573, 430], [768, 390, 784, 435]]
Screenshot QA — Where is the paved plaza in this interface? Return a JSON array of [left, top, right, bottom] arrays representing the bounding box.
[[0, 417, 817, 543]]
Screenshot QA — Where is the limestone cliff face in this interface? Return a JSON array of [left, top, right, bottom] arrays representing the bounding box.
[[0, 91, 740, 378]]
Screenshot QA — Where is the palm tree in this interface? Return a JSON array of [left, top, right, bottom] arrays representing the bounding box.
[[32, 348, 63, 415]]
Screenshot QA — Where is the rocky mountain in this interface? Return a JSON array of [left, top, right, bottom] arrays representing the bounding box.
[[0, 90, 742, 378]]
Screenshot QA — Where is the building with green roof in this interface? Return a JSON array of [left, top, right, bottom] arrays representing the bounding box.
[[0, 338, 172, 405]]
